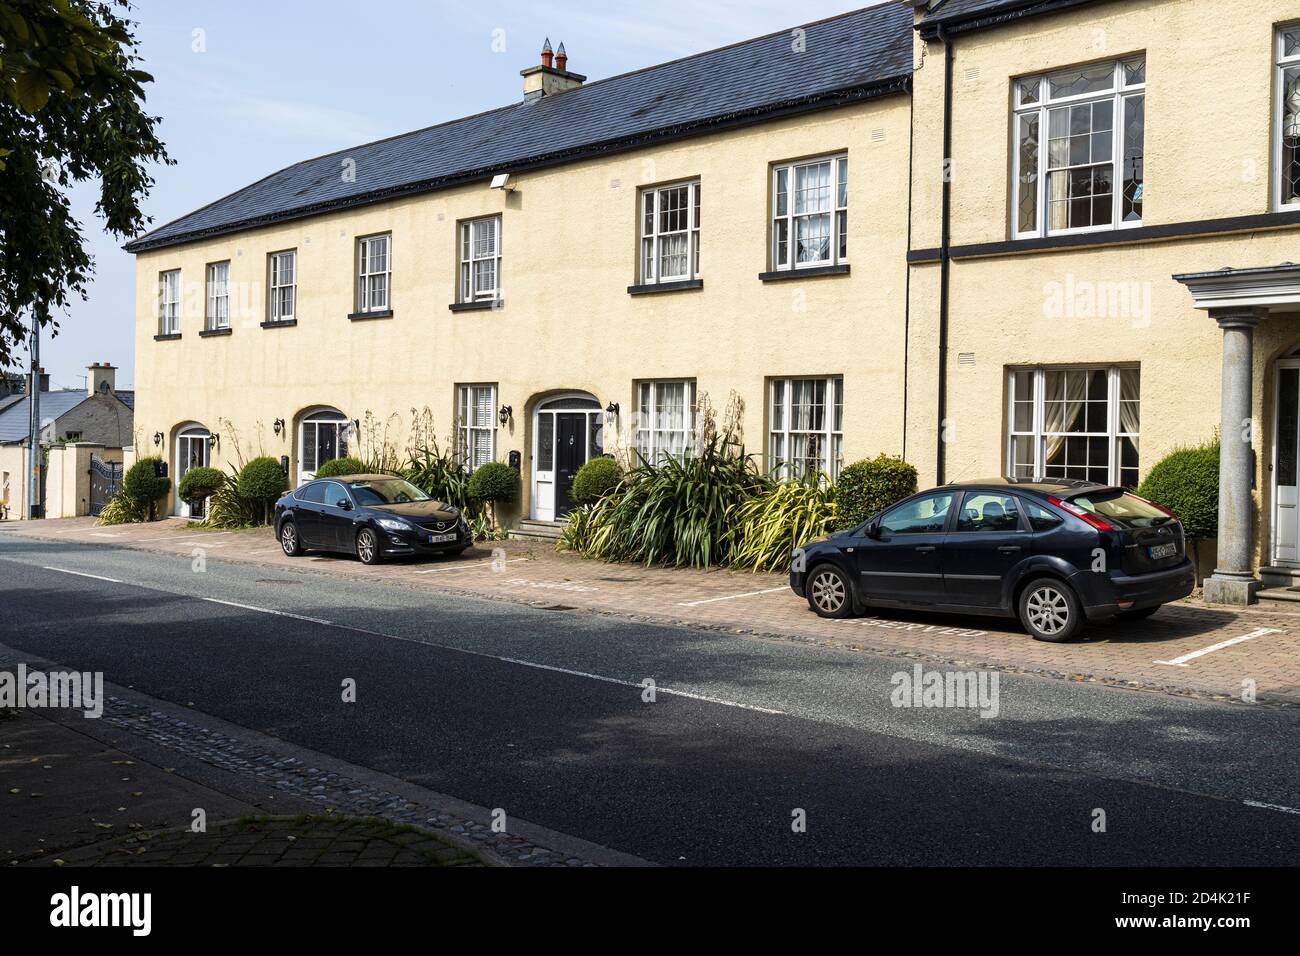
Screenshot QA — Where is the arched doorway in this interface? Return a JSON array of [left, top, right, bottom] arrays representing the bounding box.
[[297, 407, 351, 485], [174, 423, 211, 518], [532, 393, 603, 521]]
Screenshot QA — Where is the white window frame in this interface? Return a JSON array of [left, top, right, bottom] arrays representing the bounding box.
[[458, 217, 501, 303], [269, 250, 296, 322], [457, 383, 497, 470], [158, 270, 180, 335], [767, 376, 844, 479], [1275, 26, 1300, 210], [1006, 365, 1140, 487], [771, 155, 848, 271], [634, 380, 696, 464], [205, 261, 229, 330], [1011, 57, 1146, 239], [356, 233, 391, 313], [639, 181, 700, 284]]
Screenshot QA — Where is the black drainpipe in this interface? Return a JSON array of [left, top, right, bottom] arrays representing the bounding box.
[[935, 25, 954, 486]]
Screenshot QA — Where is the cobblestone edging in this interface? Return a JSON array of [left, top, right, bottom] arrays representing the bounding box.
[[96, 696, 595, 867]]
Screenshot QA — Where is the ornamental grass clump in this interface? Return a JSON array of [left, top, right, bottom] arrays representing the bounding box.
[[726, 475, 839, 573]]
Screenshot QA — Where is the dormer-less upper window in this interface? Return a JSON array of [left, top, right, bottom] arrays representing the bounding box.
[[1012, 57, 1145, 238], [771, 156, 847, 270], [356, 234, 391, 313], [1276, 27, 1300, 209]]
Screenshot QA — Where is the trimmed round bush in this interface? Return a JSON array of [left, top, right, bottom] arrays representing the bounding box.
[[237, 456, 287, 522], [467, 460, 519, 506], [571, 457, 622, 505], [835, 454, 918, 530], [313, 456, 368, 479], [178, 465, 225, 502], [122, 456, 171, 519], [1137, 439, 1218, 541]]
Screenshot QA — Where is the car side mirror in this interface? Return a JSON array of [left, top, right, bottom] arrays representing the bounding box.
[[865, 521, 881, 540], [336, 498, 352, 510]]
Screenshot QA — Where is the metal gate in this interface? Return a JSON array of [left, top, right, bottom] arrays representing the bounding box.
[[89, 455, 122, 517]]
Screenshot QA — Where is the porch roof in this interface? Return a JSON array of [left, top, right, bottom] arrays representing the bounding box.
[[1172, 263, 1300, 312]]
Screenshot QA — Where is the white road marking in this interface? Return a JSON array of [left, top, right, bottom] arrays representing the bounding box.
[[88, 532, 124, 538], [1243, 799, 1300, 815], [678, 586, 787, 607], [42, 566, 124, 584], [1154, 628, 1282, 667], [135, 531, 233, 543], [201, 598, 334, 626], [414, 557, 525, 575], [248, 547, 285, 555]]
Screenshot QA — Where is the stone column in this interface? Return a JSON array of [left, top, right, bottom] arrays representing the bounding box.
[[1203, 307, 1264, 606]]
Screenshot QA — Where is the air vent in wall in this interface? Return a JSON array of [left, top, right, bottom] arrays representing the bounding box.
[[958, 352, 976, 367], [871, 128, 886, 143]]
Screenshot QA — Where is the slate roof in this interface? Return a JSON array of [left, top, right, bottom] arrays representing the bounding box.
[[125, 2, 914, 254], [0, 391, 89, 443], [920, 0, 1113, 37]]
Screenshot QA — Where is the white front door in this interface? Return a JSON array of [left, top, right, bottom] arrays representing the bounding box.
[[175, 428, 210, 518], [1274, 361, 1300, 564], [531, 395, 604, 521], [299, 414, 349, 485]]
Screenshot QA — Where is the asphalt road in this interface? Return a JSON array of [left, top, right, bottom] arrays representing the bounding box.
[[2, 531, 1299, 865]]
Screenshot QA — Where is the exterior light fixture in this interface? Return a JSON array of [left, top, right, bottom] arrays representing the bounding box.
[[153, 431, 163, 446], [606, 401, 620, 417], [498, 405, 513, 426], [207, 433, 220, 449], [273, 418, 285, 436], [490, 173, 515, 192]]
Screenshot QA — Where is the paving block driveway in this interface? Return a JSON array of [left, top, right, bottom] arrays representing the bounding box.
[[8, 517, 1300, 706]]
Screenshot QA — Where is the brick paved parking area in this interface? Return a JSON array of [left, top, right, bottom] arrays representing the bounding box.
[[31, 815, 486, 868], [7, 517, 1300, 706]]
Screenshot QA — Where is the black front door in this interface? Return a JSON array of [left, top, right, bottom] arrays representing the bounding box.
[[555, 413, 588, 516]]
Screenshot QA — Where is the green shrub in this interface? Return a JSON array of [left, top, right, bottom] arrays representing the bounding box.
[[203, 467, 261, 529], [726, 476, 839, 573], [313, 456, 368, 479], [237, 456, 287, 523], [467, 461, 518, 529], [402, 441, 476, 513], [835, 454, 918, 530], [95, 489, 147, 525], [572, 435, 771, 568], [178, 465, 225, 502], [571, 457, 622, 505], [121, 456, 171, 520], [1137, 438, 1219, 582]]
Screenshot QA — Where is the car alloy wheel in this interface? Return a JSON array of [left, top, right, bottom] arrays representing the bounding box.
[[356, 528, 380, 565], [808, 566, 852, 619], [1020, 579, 1082, 642], [279, 521, 301, 557]]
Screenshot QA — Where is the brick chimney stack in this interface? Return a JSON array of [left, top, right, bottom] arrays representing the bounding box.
[[521, 38, 586, 100]]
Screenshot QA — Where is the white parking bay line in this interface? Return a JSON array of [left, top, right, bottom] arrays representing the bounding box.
[[1154, 628, 1283, 667], [201, 598, 334, 626], [414, 557, 525, 575], [678, 587, 787, 607], [42, 566, 124, 584], [136, 531, 233, 543], [1244, 799, 1300, 815]]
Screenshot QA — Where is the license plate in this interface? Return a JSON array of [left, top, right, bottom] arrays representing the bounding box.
[[1149, 542, 1177, 560], [428, 532, 457, 544]]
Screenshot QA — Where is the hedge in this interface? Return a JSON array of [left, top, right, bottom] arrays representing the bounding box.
[[177, 465, 225, 502], [314, 456, 368, 479], [1137, 439, 1218, 583], [237, 456, 287, 523], [835, 454, 918, 530], [121, 457, 171, 520], [467, 461, 518, 506], [571, 457, 622, 505]]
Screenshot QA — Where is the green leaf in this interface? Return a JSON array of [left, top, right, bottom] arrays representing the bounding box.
[[13, 71, 50, 111]]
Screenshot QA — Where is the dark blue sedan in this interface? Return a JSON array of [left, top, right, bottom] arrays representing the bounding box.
[[789, 478, 1195, 642]]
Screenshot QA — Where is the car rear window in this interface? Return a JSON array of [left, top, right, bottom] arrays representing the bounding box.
[[1068, 491, 1173, 529]]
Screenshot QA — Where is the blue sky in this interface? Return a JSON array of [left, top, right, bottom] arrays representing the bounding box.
[[29, 0, 877, 390]]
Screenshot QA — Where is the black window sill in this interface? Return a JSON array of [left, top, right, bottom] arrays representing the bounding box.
[[261, 319, 297, 329], [627, 279, 703, 296], [153, 333, 182, 341], [448, 300, 502, 313], [758, 264, 850, 282], [348, 309, 394, 321], [199, 327, 232, 337]]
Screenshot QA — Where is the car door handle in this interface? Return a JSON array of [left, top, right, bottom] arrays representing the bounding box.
[[998, 545, 1022, 553], [914, 545, 937, 553]]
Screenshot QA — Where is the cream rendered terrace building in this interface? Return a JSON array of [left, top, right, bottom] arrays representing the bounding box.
[[130, 0, 1300, 605]]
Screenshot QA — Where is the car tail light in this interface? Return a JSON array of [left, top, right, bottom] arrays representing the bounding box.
[[1047, 495, 1114, 531], [1117, 598, 1135, 609]]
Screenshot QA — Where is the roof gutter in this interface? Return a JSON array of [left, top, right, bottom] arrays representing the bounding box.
[[125, 75, 910, 254], [918, 0, 1116, 41]]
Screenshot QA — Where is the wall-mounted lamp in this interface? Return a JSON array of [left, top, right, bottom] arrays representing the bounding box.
[[273, 418, 285, 436], [605, 401, 620, 418], [351, 419, 361, 435], [152, 431, 163, 447], [207, 433, 220, 449], [489, 172, 515, 193], [498, 405, 513, 426]]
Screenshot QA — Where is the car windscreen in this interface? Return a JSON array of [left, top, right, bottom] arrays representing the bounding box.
[[1067, 490, 1174, 529], [349, 479, 430, 506]]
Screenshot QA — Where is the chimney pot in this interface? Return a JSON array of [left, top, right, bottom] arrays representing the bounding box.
[[541, 37, 553, 68], [555, 42, 568, 71]]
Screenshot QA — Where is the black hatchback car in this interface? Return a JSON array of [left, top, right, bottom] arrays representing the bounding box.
[[789, 478, 1195, 642], [274, 474, 471, 564]]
